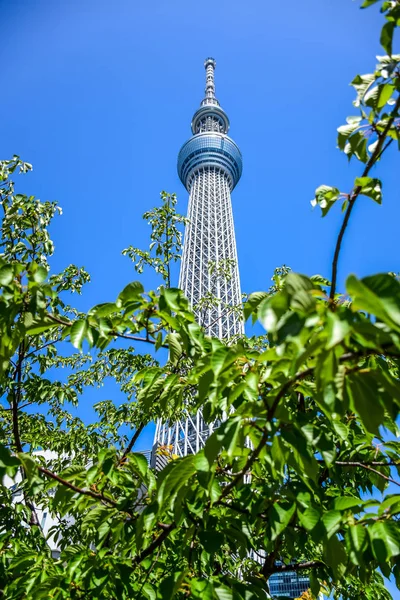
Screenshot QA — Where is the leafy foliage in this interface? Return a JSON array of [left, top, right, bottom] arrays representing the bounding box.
[[122, 191, 187, 287], [0, 3, 400, 599]]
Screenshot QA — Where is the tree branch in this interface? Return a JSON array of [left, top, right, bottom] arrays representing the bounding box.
[[330, 94, 400, 301], [38, 466, 118, 507], [319, 460, 400, 467], [24, 338, 62, 359], [334, 461, 400, 488], [133, 522, 176, 565], [264, 560, 324, 576], [48, 314, 169, 349], [118, 422, 145, 464], [12, 341, 42, 528]]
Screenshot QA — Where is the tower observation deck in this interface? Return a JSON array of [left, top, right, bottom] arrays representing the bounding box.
[[152, 58, 244, 457]]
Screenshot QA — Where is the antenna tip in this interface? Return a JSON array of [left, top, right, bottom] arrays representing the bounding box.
[[204, 57, 216, 69]]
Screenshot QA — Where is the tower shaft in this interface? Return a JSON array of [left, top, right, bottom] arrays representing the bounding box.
[[153, 58, 243, 461], [179, 167, 242, 339]]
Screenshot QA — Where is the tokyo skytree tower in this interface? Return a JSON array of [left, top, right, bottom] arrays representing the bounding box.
[[153, 58, 243, 458]]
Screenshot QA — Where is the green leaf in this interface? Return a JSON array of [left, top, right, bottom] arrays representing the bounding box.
[[160, 287, 188, 313], [334, 497, 363, 511], [157, 455, 196, 507], [322, 510, 342, 538], [243, 291, 268, 322], [167, 332, 182, 365], [298, 507, 321, 531], [311, 185, 341, 217], [32, 265, 48, 283], [347, 273, 400, 331], [337, 122, 360, 150], [332, 420, 348, 440], [91, 302, 118, 317], [355, 176, 382, 204], [210, 346, 229, 377], [324, 535, 347, 578], [0, 265, 13, 285], [128, 453, 149, 478], [381, 21, 395, 55], [345, 373, 384, 435], [326, 311, 351, 349], [158, 571, 185, 600], [0, 444, 20, 477], [257, 291, 289, 332], [346, 524, 368, 566], [364, 85, 380, 108], [269, 502, 296, 540], [377, 83, 395, 108], [24, 314, 59, 335], [214, 586, 234, 600], [370, 521, 400, 562], [217, 416, 242, 460], [351, 73, 376, 102], [143, 583, 156, 600], [315, 350, 339, 413], [117, 281, 144, 306], [70, 319, 88, 349], [345, 131, 369, 163], [271, 436, 288, 473], [191, 579, 215, 600], [360, 0, 379, 6]]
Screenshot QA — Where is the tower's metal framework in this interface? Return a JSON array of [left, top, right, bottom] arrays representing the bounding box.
[[153, 58, 243, 457]]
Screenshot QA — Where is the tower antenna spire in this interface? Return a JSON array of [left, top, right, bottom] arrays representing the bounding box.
[[202, 57, 218, 106]]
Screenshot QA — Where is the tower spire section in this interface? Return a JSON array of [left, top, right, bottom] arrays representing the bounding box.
[[153, 58, 243, 462], [202, 57, 219, 106]]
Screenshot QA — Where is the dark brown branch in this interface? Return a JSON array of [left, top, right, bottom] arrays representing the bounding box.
[[264, 560, 324, 576], [12, 341, 41, 528], [24, 338, 62, 359], [318, 460, 400, 466], [118, 422, 145, 464], [217, 500, 250, 515], [12, 344, 24, 454], [262, 538, 282, 577], [114, 331, 169, 349], [38, 466, 118, 507], [330, 94, 400, 301], [334, 461, 400, 488], [133, 522, 176, 565], [48, 314, 169, 349], [216, 430, 269, 502]]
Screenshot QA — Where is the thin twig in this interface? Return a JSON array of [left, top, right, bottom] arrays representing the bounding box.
[[334, 461, 400, 488], [24, 338, 62, 360], [114, 331, 167, 348], [38, 466, 119, 507], [48, 314, 169, 349], [318, 460, 400, 467]]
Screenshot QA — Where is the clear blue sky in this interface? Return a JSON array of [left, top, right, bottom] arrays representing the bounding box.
[[2, 0, 398, 304], [1, 1, 399, 591]]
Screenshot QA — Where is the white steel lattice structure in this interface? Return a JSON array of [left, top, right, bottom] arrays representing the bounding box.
[[153, 58, 243, 460]]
